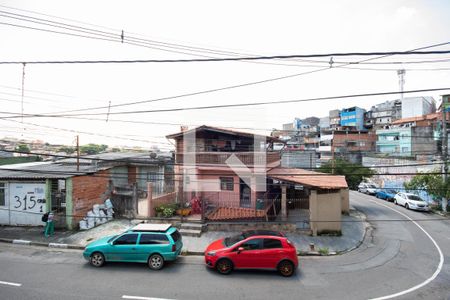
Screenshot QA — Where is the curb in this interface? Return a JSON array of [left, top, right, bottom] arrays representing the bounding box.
[[337, 208, 372, 255], [0, 238, 85, 250]]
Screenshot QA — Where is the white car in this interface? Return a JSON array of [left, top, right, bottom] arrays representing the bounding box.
[[394, 193, 430, 211], [358, 183, 378, 195]]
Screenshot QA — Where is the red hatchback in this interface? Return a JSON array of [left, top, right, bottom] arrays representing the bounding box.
[[204, 230, 298, 277]]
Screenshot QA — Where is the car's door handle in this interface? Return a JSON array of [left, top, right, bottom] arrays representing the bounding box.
[[132, 248, 136, 250]]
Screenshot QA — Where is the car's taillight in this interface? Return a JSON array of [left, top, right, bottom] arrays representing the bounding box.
[[172, 244, 176, 252]]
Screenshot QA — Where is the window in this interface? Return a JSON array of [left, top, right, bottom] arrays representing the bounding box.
[[0, 183, 5, 206], [263, 239, 282, 249], [170, 230, 181, 242], [114, 234, 138, 245], [239, 238, 262, 250], [220, 177, 234, 191], [139, 234, 169, 245]]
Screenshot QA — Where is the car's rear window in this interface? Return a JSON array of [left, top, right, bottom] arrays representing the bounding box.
[[139, 234, 169, 245], [263, 238, 282, 249], [170, 230, 181, 242]]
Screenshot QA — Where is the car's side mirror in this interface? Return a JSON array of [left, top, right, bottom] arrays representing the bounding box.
[[237, 247, 244, 254]]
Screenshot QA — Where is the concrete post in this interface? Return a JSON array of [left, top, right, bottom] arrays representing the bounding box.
[[281, 184, 287, 221], [310, 190, 318, 236], [147, 182, 153, 217]]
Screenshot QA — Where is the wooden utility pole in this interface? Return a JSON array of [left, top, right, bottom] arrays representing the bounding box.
[[76, 135, 80, 172]]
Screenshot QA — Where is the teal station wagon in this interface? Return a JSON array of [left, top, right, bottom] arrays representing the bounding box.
[[83, 224, 183, 270]]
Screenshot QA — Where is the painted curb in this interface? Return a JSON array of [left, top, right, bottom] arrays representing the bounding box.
[[12, 239, 31, 245], [48, 243, 69, 249]]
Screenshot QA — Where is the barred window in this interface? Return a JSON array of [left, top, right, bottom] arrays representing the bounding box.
[[220, 177, 234, 191]]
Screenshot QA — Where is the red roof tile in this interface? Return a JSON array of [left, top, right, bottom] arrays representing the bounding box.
[[268, 167, 348, 189]]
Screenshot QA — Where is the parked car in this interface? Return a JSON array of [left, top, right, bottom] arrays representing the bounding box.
[[204, 230, 298, 277], [358, 183, 378, 195], [376, 189, 398, 201], [83, 223, 183, 270], [394, 193, 430, 211]]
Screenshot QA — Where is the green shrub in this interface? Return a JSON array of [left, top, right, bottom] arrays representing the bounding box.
[[155, 203, 178, 218], [318, 247, 329, 256]]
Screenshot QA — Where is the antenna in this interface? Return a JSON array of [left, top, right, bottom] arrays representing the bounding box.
[[397, 69, 406, 100]]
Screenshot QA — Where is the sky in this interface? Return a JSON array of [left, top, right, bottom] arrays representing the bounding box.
[[0, 0, 450, 150]]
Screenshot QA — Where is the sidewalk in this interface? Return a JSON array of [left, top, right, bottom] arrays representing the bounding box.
[[0, 209, 367, 256]]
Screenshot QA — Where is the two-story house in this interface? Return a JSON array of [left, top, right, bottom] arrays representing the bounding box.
[[167, 125, 349, 236]]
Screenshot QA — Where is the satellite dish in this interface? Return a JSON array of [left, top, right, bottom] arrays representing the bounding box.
[[150, 152, 157, 159]]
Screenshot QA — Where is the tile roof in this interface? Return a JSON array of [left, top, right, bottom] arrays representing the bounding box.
[[206, 207, 267, 221], [268, 167, 348, 189], [391, 113, 439, 125]]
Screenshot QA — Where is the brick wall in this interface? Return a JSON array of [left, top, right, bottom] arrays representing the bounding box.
[[72, 170, 111, 222]]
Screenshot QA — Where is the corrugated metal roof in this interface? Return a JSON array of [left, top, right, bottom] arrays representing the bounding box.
[[0, 162, 99, 179]]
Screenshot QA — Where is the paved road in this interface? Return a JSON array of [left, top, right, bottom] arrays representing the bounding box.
[[0, 191, 449, 300]]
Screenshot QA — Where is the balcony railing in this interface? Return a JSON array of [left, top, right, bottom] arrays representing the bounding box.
[[175, 151, 280, 166]]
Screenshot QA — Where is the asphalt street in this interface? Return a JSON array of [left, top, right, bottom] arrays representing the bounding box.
[[0, 191, 449, 300]]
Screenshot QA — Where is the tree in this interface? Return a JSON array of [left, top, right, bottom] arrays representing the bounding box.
[[404, 169, 450, 212], [58, 146, 75, 154], [319, 158, 375, 190], [80, 143, 108, 155], [15, 144, 30, 153]]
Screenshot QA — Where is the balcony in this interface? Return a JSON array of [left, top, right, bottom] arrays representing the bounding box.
[[175, 151, 281, 166]]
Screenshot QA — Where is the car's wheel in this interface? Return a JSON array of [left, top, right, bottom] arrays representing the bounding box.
[[394, 199, 398, 205], [90, 252, 105, 267], [405, 203, 409, 210], [216, 258, 233, 275], [148, 254, 164, 270], [278, 260, 295, 277]]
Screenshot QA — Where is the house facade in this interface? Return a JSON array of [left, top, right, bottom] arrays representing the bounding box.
[[376, 114, 439, 157], [340, 106, 366, 131], [167, 125, 349, 235], [0, 152, 174, 229]]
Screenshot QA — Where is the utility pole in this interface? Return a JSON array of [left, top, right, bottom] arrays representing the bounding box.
[[442, 95, 449, 212], [76, 135, 80, 172]]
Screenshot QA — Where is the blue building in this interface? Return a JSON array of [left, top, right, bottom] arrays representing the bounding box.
[[340, 107, 366, 131]]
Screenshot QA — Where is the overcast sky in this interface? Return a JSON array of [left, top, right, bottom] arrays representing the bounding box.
[[0, 0, 449, 149]]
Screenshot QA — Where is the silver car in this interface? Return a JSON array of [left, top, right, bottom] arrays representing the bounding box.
[[394, 193, 430, 211]]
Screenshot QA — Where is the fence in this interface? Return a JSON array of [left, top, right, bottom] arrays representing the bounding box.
[[199, 192, 281, 222]]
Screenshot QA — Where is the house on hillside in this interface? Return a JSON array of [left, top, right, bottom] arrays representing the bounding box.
[[166, 125, 349, 235], [376, 113, 440, 157]]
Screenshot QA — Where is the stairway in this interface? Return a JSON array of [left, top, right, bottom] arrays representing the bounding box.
[[179, 222, 204, 237]]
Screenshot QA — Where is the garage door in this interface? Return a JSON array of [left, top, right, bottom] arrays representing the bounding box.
[[9, 183, 47, 226]]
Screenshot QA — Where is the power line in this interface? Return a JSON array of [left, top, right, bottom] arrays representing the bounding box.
[[1, 87, 445, 118], [0, 148, 446, 170], [2, 50, 450, 65]]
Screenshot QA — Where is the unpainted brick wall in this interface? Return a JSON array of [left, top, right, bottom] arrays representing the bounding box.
[[72, 170, 111, 222]]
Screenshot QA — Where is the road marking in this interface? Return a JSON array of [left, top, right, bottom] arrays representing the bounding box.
[[122, 296, 175, 300], [368, 200, 444, 300], [0, 280, 22, 287]]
